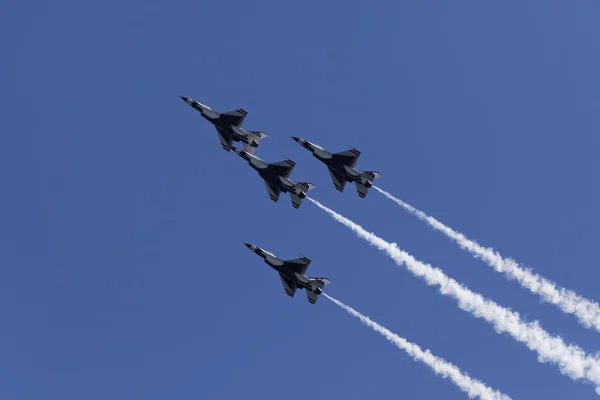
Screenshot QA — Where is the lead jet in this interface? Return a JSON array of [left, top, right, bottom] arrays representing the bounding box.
[[244, 243, 331, 304], [180, 96, 268, 154], [291, 136, 382, 198], [232, 147, 316, 208]]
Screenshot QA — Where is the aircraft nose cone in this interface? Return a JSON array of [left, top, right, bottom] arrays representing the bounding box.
[[291, 136, 301, 143], [243, 243, 254, 250], [180, 96, 190, 103]]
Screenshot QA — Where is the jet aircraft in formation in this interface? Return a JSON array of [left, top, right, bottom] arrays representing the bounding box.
[[180, 96, 381, 201], [232, 148, 316, 208], [244, 243, 331, 304], [180, 96, 384, 303], [292, 136, 382, 198], [180, 96, 268, 154]]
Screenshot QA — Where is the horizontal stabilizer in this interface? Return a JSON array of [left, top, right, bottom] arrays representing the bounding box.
[[306, 289, 320, 304], [309, 277, 332, 288], [230, 127, 268, 155], [290, 182, 316, 209], [248, 130, 268, 140], [355, 182, 370, 198], [295, 182, 316, 193], [360, 170, 382, 182], [306, 279, 331, 304], [290, 193, 305, 209]]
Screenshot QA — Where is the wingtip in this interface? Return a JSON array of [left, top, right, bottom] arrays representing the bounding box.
[[281, 155, 296, 165], [235, 104, 248, 113], [298, 253, 312, 263], [348, 145, 361, 154]]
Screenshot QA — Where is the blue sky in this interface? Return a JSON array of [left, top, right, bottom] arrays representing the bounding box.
[[2, 0, 600, 398]]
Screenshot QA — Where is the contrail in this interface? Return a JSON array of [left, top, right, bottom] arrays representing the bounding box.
[[373, 186, 600, 333], [307, 197, 600, 393], [324, 293, 511, 400]]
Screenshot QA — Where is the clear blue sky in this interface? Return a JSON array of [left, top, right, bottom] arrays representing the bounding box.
[[2, 1, 600, 399]]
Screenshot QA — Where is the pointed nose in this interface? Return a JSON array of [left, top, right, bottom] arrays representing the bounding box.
[[243, 243, 254, 250], [291, 136, 301, 143], [180, 96, 192, 104]]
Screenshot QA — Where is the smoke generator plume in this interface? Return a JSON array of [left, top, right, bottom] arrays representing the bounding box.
[[307, 197, 600, 394], [373, 186, 600, 333], [324, 293, 511, 399]]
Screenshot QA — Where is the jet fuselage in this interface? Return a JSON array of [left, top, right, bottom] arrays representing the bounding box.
[[296, 140, 370, 186], [244, 244, 320, 293], [182, 97, 237, 133], [234, 149, 305, 197]]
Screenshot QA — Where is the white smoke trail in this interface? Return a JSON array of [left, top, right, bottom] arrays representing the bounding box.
[[307, 197, 600, 393], [373, 186, 600, 333], [324, 293, 511, 400]]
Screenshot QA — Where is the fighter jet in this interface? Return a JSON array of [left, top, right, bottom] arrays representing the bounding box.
[[291, 137, 382, 198], [180, 96, 268, 154], [244, 243, 331, 304], [232, 147, 316, 208]]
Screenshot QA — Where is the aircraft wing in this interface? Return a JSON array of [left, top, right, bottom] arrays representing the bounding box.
[[332, 148, 361, 168], [220, 108, 248, 127], [310, 277, 332, 287], [266, 159, 296, 178], [279, 273, 297, 297], [264, 180, 281, 202], [283, 256, 311, 275], [327, 167, 347, 192], [215, 126, 234, 151]]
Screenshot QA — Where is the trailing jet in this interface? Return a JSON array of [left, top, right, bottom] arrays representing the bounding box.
[[180, 96, 268, 154], [232, 147, 316, 208], [291, 136, 382, 198], [244, 243, 331, 304]]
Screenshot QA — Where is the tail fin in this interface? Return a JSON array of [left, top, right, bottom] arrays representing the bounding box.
[[290, 182, 317, 209]]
